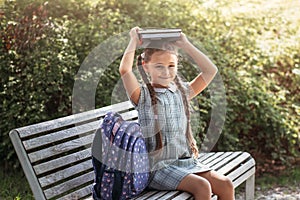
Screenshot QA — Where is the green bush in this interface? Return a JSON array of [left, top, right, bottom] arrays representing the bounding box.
[[0, 0, 79, 166], [212, 10, 300, 164], [1, 0, 299, 171]]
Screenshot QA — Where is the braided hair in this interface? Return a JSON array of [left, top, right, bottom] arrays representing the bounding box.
[[137, 46, 199, 157], [137, 54, 163, 151], [174, 75, 199, 158]]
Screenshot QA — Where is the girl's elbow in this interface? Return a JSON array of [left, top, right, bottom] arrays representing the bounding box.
[[119, 67, 129, 76], [213, 67, 218, 76], [213, 65, 218, 74], [207, 66, 218, 78], [203, 68, 218, 83]]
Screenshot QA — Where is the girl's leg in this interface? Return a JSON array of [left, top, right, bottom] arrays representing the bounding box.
[[176, 174, 212, 200], [197, 171, 235, 200]]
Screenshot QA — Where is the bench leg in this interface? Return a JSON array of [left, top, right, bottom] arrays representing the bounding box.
[[245, 174, 255, 200]]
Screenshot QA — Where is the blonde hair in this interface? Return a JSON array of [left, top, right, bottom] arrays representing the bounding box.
[[137, 46, 199, 157]]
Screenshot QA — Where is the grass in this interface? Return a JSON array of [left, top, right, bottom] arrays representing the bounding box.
[[0, 166, 33, 200], [235, 165, 300, 198], [255, 166, 300, 191]]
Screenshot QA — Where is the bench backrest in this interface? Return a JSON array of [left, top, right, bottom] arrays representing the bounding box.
[[10, 101, 137, 200]]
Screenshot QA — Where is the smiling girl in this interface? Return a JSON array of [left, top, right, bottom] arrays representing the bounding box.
[[119, 27, 234, 200]]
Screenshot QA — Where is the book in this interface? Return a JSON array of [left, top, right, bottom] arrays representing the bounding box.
[[139, 28, 182, 41]]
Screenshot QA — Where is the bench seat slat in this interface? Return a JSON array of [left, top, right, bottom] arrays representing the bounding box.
[[44, 171, 94, 199], [23, 110, 138, 151], [34, 148, 91, 175], [157, 191, 182, 200], [232, 167, 256, 188], [17, 101, 134, 138], [209, 151, 242, 171], [216, 152, 251, 175], [134, 191, 159, 199], [28, 134, 94, 163], [205, 151, 233, 167], [23, 121, 100, 150], [39, 160, 93, 187], [197, 152, 206, 160], [201, 151, 224, 165], [227, 158, 256, 181], [145, 191, 172, 200], [198, 152, 214, 162], [171, 192, 192, 200], [57, 185, 92, 200]]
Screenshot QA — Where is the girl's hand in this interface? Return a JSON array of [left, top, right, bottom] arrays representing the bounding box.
[[173, 32, 190, 49], [129, 26, 142, 46]]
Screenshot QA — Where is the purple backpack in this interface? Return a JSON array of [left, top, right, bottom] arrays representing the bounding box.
[[92, 111, 149, 200]]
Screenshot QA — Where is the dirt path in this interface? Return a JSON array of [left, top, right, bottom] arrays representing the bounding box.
[[236, 185, 300, 200]]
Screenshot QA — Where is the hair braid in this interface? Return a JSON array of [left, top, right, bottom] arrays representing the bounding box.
[[174, 75, 199, 158], [137, 55, 163, 151]]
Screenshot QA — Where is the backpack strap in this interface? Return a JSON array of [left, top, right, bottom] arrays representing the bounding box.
[[91, 128, 105, 200], [112, 170, 123, 200]]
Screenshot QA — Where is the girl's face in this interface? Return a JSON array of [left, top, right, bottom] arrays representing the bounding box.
[[143, 51, 178, 87]]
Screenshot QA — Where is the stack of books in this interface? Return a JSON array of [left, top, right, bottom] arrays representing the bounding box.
[[138, 28, 182, 41]]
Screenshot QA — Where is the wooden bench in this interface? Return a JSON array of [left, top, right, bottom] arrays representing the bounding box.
[[10, 101, 256, 200]]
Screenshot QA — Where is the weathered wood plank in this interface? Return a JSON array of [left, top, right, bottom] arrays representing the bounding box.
[[158, 191, 183, 200], [198, 152, 214, 162], [44, 171, 94, 199], [232, 167, 256, 188], [57, 185, 92, 200], [34, 148, 91, 175], [146, 191, 171, 200], [209, 151, 242, 171], [227, 158, 256, 182], [120, 109, 138, 120], [24, 109, 138, 151], [201, 151, 224, 165], [39, 160, 93, 187], [28, 134, 94, 163], [17, 101, 134, 138], [23, 120, 100, 150], [217, 152, 251, 175], [135, 191, 160, 199], [206, 152, 233, 167], [171, 192, 192, 200]]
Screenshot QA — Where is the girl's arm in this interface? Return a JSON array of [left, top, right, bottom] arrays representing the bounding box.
[[175, 34, 218, 99], [119, 27, 141, 105]]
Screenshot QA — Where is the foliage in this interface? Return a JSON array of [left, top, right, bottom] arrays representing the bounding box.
[[255, 165, 300, 191], [0, 164, 33, 200], [0, 0, 299, 171], [210, 5, 300, 164], [0, 0, 79, 166]]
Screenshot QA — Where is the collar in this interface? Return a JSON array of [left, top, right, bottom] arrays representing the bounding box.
[[153, 82, 177, 93]]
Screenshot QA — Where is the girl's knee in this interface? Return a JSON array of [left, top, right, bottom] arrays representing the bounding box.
[[223, 177, 234, 190], [177, 175, 212, 199], [191, 178, 212, 200], [218, 177, 235, 199], [196, 177, 212, 193]]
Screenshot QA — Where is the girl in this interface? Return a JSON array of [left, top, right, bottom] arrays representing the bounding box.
[[119, 27, 234, 200]]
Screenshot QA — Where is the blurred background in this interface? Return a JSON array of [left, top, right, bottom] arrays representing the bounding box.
[[0, 0, 299, 199]]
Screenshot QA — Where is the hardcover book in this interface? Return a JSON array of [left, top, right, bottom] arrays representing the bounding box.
[[139, 28, 182, 41]]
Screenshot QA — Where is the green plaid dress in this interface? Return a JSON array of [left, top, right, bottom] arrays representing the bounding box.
[[133, 82, 210, 190]]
